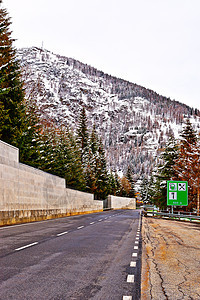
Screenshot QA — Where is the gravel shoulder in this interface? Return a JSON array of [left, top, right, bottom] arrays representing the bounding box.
[[141, 217, 200, 300]]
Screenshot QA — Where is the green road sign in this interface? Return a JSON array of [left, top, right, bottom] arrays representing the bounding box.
[[167, 181, 188, 206]]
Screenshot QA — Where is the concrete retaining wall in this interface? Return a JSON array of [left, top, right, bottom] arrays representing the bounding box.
[[107, 195, 136, 210], [0, 140, 103, 226]]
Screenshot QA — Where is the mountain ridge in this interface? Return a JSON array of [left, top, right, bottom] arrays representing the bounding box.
[[17, 46, 200, 180]]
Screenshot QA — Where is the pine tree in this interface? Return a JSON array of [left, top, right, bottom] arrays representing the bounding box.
[[139, 177, 150, 204], [151, 137, 178, 209], [94, 138, 109, 200], [126, 166, 136, 198], [174, 119, 197, 210], [85, 124, 98, 194], [76, 107, 89, 164], [55, 128, 86, 190], [18, 98, 42, 167], [108, 172, 117, 196], [189, 139, 200, 215], [114, 172, 121, 196], [0, 2, 26, 146]]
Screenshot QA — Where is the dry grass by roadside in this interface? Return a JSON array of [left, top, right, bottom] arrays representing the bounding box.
[[141, 217, 200, 300]]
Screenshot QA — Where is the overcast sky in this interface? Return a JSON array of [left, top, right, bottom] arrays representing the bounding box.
[[3, 0, 200, 110]]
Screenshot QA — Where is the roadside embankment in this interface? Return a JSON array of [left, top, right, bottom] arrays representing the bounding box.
[[141, 217, 200, 299]]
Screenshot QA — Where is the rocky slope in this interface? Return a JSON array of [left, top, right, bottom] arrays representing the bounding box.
[[17, 47, 200, 179]]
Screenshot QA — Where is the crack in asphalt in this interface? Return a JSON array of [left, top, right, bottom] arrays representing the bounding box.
[[141, 218, 200, 300]]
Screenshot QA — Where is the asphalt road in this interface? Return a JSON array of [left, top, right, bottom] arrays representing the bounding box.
[[0, 209, 142, 300]]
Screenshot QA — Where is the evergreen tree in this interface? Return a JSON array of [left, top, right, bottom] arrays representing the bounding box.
[[151, 137, 178, 209], [55, 128, 86, 190], [174, 119, 197, 210], [90, 123, 99, 154], [85, 148, 97, 194], [108, 171, 117, 196], [94, 138, 109, 199], [126, 166, 136, 198], [114, 172, 122, 196], [0, 2, 26, 146], [76, 107, 89, 164], [189, 139, 200, 215], [179, 118, 197, 146], [18, 98, 42, 167], [85, 124, 98, 194], [139, 177, 150, 204]]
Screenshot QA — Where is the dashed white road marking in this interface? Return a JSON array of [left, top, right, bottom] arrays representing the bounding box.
[[123, 296, 132, 300], [132, 252, 137, 257], [136, 237, 139, 240], [130, 261, 136, 267], [57, 231, 68, 236], [15, 242, 38, 251], [90, 222, 94, 225], [77, 226, 84, 230], [127, 274, 134, 283], [98, 219, 102, 222], [134, 246, 138, 250], [135, 241, 139, 244]]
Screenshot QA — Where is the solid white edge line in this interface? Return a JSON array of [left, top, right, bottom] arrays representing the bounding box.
[[57, 231, 68, 236], [77, 226, 84, 229], [127, 274, 134, 283], [15, 242, 38, 251]]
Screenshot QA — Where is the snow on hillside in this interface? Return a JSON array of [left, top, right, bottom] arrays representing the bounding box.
[[17, 47, 200, 180]]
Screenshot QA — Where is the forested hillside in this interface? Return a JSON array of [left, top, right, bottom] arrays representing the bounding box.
[[17, 47, 200, 181]]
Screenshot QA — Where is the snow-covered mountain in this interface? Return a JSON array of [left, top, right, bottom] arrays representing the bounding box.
[[17, 47, 200, 179]]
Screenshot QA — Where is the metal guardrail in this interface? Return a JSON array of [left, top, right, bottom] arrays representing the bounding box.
[[143, 211, 200, 222]]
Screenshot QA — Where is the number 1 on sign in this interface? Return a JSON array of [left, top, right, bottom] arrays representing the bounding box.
[[169, 192, 177, 200]]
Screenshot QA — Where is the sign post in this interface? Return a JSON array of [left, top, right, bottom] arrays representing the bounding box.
[[167, 181, 188, 207]]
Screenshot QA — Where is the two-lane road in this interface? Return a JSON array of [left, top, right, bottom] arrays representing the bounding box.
[[0, 210, 142, 300]]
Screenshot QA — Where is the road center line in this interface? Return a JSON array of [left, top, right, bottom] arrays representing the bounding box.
[[15, 242, 38, 251], [57, 231, 68, 236], [77, 226, 84, 229]]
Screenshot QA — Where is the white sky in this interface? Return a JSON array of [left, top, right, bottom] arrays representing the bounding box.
[[3, 0, 200, 110]]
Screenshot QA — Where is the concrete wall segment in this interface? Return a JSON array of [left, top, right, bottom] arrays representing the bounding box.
[[0, 140, 103, 225], [108, 195, 136, 209], [0, 140, 19, 164]]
